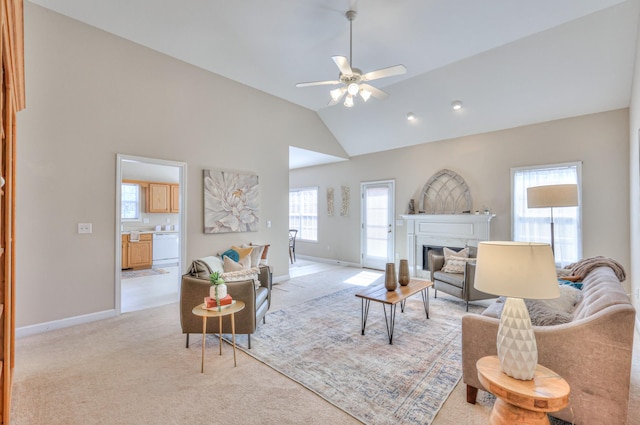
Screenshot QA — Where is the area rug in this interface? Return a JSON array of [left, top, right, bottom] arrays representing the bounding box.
[[237, 283, 483, 425], [121, 268, 169, 279]]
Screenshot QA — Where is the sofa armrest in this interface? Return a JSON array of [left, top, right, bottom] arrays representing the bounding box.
[[462, 305, 636, 425], [258, 265, 272, 307]]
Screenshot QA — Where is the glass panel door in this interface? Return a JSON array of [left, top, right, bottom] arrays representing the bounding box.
[[361, 181, 395, 270]]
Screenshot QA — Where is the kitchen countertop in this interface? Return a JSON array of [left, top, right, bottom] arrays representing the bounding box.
[[122, 230, 179, 235]]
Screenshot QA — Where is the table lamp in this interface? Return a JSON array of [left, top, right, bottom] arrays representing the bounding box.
[[474, 241, 559, 380], [526, 184, 579, 253]]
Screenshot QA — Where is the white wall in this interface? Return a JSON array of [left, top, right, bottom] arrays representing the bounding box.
[[291, 109, 632, 293], [15, 3, 344, 328]]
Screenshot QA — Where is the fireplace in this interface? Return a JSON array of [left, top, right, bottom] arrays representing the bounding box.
[[401, 214, 495, 277]]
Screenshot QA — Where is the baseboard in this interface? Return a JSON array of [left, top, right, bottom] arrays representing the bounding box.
[[273, 274, 290, 284], [296, 254, 361, 269], [16, 309, 118, 339]]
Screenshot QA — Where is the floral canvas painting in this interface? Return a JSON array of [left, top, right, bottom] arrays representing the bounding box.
[[203, 169, 259, 233]]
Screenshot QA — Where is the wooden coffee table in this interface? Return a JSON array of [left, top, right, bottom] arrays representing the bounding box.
[[476, 355, 570, 425], [355, 278, 433, 344], [192, 301, 245, 373]]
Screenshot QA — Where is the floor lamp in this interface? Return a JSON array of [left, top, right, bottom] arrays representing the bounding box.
[[526, 184, 579, 253]]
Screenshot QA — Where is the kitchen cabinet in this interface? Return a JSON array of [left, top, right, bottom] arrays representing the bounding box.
[[145, 183, 179, 213], [121, 234, 129, 269], [170, 184, 180, 213], [122, 233, 153, 270], [147, 183, 170, 213]]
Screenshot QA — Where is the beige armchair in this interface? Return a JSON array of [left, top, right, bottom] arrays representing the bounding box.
[[428, 246, 494, 311], [180, 265, 271, 349]]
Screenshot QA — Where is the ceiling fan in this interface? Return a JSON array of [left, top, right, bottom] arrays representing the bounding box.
[[296, 10, 407, 108]]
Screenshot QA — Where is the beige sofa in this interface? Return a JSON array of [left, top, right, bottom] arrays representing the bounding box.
[[180, 264, 271, 349], [462, 266, 635, 424]]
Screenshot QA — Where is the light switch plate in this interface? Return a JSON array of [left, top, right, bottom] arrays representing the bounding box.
[[78, 223, 92, 234]]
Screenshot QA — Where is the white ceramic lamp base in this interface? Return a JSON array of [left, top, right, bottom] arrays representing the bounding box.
[[497, 297, 538, 380]]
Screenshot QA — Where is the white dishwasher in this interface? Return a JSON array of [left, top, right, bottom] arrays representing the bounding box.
[[152, 233, 179, 267]]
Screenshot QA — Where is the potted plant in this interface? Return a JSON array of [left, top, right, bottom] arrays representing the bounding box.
[[209, 272, 227, 308]]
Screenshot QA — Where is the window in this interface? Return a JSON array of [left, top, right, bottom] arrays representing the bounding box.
[[289, 187, 318, 242], [121, 183, 141, 221], [512, 162, 582, 266]]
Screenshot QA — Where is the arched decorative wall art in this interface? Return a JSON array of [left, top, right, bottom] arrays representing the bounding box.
[[419, 169, 472, 214]]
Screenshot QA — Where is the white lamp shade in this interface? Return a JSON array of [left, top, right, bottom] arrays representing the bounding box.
[[474, 241, 559, 300], [527, 184, 578, 208]]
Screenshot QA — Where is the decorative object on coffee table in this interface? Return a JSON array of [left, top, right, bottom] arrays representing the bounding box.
[[477, 355, 570, 425], [474, 241, 559, 380], [398, 259, 410, 286], [384, 263, 397, 291]]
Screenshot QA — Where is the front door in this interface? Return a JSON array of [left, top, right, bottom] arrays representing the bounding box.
[[361, 180, 395, 270]]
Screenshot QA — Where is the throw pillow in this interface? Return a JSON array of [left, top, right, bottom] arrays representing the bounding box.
[[221, 249, 240, 263], [231, 245, 253, 260], [251, 243, 270, 265], [242, 244, 265, 268], [441, 247, 470, 274], [221, 267, 261, 290], [525, 284, 582, 326], [223, 256, 246, 272]]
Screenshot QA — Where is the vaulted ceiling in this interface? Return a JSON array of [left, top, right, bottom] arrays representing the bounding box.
[[29, 0, 639, 167]]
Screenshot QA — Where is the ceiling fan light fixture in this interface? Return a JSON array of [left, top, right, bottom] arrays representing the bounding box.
[[330, 87, 345, 101], [452, 100, 463, 110], [344, 95, 354, 108], [360, 89, 372, 102], [347, 82, 360, 96], [407, 112, 415, 121]]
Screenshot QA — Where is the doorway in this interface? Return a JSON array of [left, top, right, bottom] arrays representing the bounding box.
[[115, 154, 187, 313], [361, 180, 395, 270]]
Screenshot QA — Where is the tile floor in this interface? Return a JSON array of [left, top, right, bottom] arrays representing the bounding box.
[[121, 265, 181, 313]]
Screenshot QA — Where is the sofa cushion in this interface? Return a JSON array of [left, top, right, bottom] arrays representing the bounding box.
[[221, 266, 261, 290], [433, 271, 465, 288], [241, 243, 265, 267], [223, 255, 250, 271], [231, 245, 253, 260]]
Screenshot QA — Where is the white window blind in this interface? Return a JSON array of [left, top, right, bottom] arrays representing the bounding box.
[[289, 187, 318, 241], [512, 162, 582, 266], [121, 183, 141, 221]]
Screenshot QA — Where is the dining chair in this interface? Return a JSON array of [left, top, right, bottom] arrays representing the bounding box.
[[289, 229, 298, 264]]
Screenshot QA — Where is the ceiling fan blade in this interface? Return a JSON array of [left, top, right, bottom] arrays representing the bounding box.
[[332, 56, 353, 76], [296, 80, 341, 88], [360, 84, 388, 100], [362, 64, 407, 82]]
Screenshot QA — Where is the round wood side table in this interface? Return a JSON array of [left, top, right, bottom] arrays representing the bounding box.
[[192, 301, 245, 373], [476, 355, 570, 425]]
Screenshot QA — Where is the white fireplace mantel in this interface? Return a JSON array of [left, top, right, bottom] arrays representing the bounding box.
[[401, 214, 495, 277]]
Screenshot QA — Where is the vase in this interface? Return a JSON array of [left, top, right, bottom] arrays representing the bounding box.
[[210, 284, 227, 300], [398, 259, 410, 286], [385, 263, 397, 291]]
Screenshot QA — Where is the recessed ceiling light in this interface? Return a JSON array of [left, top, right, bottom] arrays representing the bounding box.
[[407, 112, 415, 121], [451, 100, 463, 110]]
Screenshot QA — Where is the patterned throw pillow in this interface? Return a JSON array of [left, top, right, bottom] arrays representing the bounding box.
[[441, 247, 470, 274]]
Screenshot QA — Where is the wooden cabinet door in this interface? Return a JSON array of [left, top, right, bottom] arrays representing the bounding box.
[[148, 183, 170, 213], [170, 184, 179, 213], [121, 234, 129, 269], [128, 235, 152, 269]]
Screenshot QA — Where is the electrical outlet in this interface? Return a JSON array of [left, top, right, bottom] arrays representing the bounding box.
[[78, 223, 92, 234]]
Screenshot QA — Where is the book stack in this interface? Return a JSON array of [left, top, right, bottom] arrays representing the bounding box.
[[204, 295, 233, 309]]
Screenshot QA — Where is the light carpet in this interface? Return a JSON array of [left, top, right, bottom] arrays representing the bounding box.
[[232, 281, 483, 425]]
